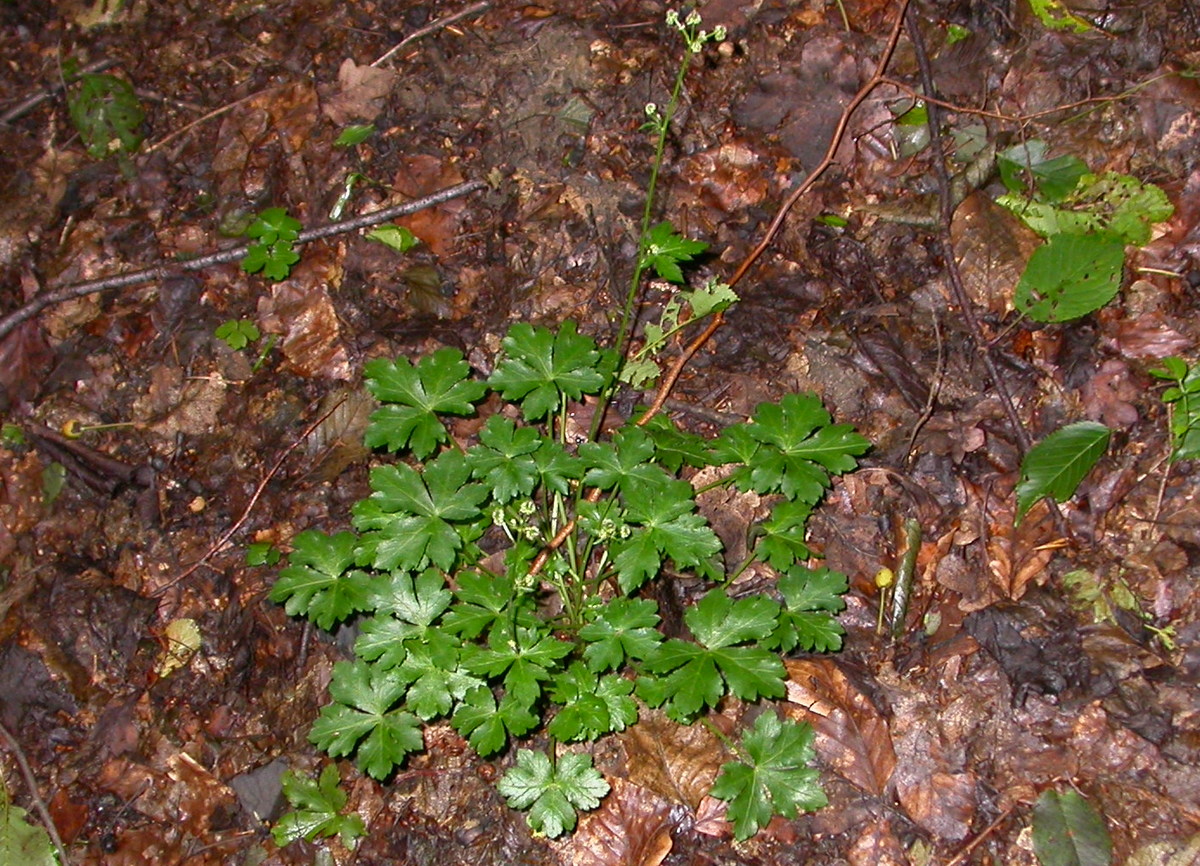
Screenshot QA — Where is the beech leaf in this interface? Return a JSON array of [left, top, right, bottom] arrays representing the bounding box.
[[1015, 422, 1110, 523]]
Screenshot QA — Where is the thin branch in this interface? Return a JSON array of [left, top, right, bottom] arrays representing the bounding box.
[[0, 179, 487, 344], [0, 58, 117, 126], [0, 718, 71, 866], [142, 86, 285, 155], [372, 1, 492, 67]]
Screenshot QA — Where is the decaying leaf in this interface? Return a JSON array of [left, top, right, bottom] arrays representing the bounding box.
[[556, 778, 674, 866], [619, 709, 725, 808], [952, 192, 1041, 315], [784, 659, 896, 796], [321, 59, 397, 125], [258, 242, 351, 380]]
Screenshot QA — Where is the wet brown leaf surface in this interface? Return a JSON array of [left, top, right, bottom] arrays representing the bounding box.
[[1, 0, 1199, 863]]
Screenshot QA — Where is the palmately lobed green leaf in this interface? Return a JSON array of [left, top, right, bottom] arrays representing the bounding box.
[[488, 322, 610, 420], [710, 712, 826, 840], [579, 598, 663, 671], [363, 349, 486, 457], [497, 750, 610, 837], [370, 569, 453, 625], [685, 589, 780, 649], [271, 530, 374, 629]]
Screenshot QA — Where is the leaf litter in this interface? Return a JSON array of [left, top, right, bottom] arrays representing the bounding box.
[[0, 0, 1199, 864]]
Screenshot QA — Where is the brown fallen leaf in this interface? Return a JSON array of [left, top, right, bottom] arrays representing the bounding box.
[[556, 778, 674, 866], [257, 241, 351, 380], [951, 192, 1040, 316], [846, 816, 908, 866], [320, 58, 396, 125], [618, 708, 726, 809], [784, 659, 896, 797]]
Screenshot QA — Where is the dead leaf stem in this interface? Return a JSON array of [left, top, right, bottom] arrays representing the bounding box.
[[0, 179, 487, 344]]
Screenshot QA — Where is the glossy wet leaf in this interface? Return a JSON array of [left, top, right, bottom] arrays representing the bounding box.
[[710, 711, 826, 841], [497, 750, 610, 837], [1015, 422, 1110, 523]]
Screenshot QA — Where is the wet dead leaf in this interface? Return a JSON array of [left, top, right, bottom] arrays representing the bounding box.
[[846, 816, 908, 866], [619, 709, 725, 809], [556, 777, 674, 866], [952, 193, 1040, 316], [1106, 309, 1192, 360], [784, 659, 896, 796], [258, 241, 351, 380], [321, 58, 396, 125]]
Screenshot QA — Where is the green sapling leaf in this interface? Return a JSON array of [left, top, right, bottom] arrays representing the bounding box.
[[766, 565, 848, 653], [366, 223, 419, 252], [1015, 421, 1111, 523], [452, 687, 539, 756], [1014, 232, 1125, 322], [335, 123, 376, 147], [467, 415, 542, 503], [68, 73, 144, 160], [579, 597, 664, 672], [354, 451, 488, 571]]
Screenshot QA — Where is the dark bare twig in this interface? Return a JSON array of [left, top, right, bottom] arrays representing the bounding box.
[[0, 718, 71, 866], [903, 10, 1031, 455], [0, 179, 487, 344], [0, 58, 117, 126], [372, 1, 492, 67]]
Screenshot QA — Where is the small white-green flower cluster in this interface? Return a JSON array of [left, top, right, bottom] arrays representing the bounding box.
[[493, 501, 542, 544], [666, 8, 726, 54]]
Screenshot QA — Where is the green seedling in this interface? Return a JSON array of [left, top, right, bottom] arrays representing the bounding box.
[[241, 208, 302, 281], [0, 424, 24, 447], [215, 319, 277, 372], [246, 542, 282, 567], [271, 764, 365, 850], [365, 224, 419, 253], [335, 124, 376, 148], [1150, 356, 1200, 462], [215, 319, 260, 351], [0, 779, 57, 866]]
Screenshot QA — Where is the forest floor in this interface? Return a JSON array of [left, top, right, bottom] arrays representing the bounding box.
[[1, 0, 1200, 864]]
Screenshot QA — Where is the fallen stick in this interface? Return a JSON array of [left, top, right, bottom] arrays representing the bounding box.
[[0, 178, 487, 343]]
